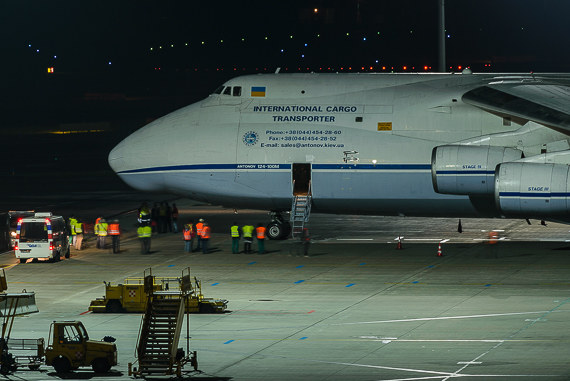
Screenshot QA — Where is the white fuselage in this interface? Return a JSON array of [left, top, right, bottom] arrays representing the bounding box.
[[108, 73, 569, 218]]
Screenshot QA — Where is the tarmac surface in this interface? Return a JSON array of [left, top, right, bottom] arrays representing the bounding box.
[[1, 196, 570, 380]]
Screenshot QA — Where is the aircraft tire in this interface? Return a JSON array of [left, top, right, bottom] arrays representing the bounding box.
[[266, 221, 290, 240]]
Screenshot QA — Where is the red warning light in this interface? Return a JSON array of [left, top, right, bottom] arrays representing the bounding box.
[[403, 66, 407, 70], [424, 66, 428, 70], [47, 67, 54, 73]]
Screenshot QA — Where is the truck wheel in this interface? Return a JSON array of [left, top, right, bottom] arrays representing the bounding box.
[[106, 299, 123, 313], [19, 258, 26, 264], [92, 358, 111, 373], [52, 356, 71, 373]]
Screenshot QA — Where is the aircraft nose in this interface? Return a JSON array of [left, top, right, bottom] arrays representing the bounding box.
[[108, 140, 126, 174], [107, 123, 167, 191]]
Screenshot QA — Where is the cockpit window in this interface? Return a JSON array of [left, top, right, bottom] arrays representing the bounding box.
[[213, 86, 224, 94], [233, 86, 242, 96], [223, 86, 232, 95]]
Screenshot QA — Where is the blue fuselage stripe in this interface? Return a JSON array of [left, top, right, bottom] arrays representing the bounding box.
[[118, 163, 432, 174], [436, 170, 495, 175], [499, 192, 570, 198]]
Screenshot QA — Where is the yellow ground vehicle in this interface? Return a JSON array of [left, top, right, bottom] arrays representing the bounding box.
[[89, 275, 227, 313], [44, 321, 117, 374]]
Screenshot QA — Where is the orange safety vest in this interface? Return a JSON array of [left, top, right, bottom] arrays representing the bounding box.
[[196, 222, 204, 237], [183, 228, 192, 240], [201, 225, 211, 239], [108, 223, 120, 235], [256, 226, 266, 239]]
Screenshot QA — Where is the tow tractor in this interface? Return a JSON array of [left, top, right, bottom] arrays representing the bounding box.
[[89, 271, 228, 314], [44, 321, 117, 374]]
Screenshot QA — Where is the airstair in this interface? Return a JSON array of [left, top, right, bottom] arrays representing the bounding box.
[[131, 268, 197, 378], [290, 181, 312, 238]]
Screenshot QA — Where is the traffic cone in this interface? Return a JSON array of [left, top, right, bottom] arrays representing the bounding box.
[[437, 242, 443, 257], [396, 236, 402, 250]]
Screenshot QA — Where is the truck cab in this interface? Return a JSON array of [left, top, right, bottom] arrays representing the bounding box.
[[45, 321, 117, 374]]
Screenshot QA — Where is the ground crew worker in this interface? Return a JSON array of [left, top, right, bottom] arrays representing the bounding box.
[[171, 203, 179, 233], [75, 219, 84, 250], [137, 223, 152, 254], [94, 218, 101, 249], [109, 219, 121, 253], [230, 222, 240, 254], [201, 223, 211, 254], [69, 216, 77, 247], [98, 218, 108, 250], [183, 223, 195, 253], [256, 223, 266, 254], [242, 223, 254, 254], [195, 219, 205, 252]]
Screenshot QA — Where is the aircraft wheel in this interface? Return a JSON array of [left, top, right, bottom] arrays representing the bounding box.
[[266, 221, 291, 240], [52, 356, 71, 373]]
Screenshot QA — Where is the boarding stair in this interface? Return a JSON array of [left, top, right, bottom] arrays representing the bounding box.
[[132, 268, 197, 378], [290, 181, 312, 238]]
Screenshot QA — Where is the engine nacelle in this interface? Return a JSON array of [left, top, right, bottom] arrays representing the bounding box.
[[431, 145, 523, 195], [495, 162, 570, 217]]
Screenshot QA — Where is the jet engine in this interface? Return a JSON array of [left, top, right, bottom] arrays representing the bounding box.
[[495, 162, 570, 217], [431, 145, 523, 195]]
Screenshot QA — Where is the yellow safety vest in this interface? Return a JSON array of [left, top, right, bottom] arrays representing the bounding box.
[[138, 226, 152, 238], [75, 223, 83, 234], [230, 225, 239, 237], [242, 225, 254, 238], [99, 223, 109, 236]]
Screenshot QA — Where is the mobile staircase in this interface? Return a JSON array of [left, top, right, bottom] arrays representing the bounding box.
[[290, 181, 312, 238], [129, 268, 197, 378]]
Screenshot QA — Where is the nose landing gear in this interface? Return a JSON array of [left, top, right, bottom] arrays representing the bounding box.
[[266, 213, 291, 240]]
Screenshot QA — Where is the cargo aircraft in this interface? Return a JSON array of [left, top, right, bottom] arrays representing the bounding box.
[[109, 71, 570, 239]]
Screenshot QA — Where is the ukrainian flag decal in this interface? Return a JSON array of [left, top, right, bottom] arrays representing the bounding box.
[[251, 86, 266, 97]]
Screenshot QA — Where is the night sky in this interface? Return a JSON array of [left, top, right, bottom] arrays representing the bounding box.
[[2, 0, 570, 131]]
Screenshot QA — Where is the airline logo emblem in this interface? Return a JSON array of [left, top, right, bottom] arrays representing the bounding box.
[[251, 86, 266, 97], [243, 131, 258, 146]]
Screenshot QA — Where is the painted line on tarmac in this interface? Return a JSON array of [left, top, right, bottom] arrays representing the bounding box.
[[211, 282, 219, 286], [336, 238, 374, 241], [294, 280, 305, 284], [223, 340, 235, 344], [331, 310, 565, 325], [79, 310, 92, 315], [345, 283, 355, 287]]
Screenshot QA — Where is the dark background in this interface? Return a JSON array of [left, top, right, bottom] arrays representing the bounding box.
[[1, 0, 569, 194]]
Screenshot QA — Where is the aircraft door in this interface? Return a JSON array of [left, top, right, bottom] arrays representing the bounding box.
[[292, 163, 311, 196]]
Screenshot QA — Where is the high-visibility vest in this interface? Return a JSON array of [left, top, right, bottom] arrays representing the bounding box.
[[242, 225, 254, 238], [99, 223, 109, 236], [108, 223, 120, 235], [75, 223, 83, 234], [230, 225, 240, 238], [256, 226, 266, 239], [94, 223, 100, 235], [196, 222, 204, 237], [183, 228, 192, 240], [138, 226, 152, 238], [202, 225, 211, 239], [69, 218, 77, 235]]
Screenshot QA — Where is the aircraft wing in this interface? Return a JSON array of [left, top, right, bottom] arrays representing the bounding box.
[[462, 78, 570, 133]]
